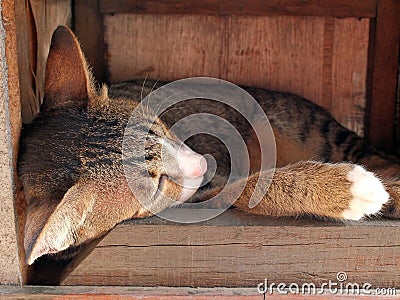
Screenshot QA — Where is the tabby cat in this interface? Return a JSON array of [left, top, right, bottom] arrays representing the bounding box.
[[18, 26, 400, 283]]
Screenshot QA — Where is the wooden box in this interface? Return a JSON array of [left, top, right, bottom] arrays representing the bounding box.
[[1, 0, 399, 295]]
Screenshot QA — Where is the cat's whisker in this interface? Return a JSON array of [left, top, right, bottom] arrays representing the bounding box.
[[139, 76, 149, 119], [140, 75, 149, 102], [145, 79, 161, 117]]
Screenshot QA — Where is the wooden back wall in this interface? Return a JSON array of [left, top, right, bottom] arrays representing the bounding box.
[[104, 15, 369, 136]]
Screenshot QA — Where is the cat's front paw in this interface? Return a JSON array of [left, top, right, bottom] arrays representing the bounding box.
[[342, 165, 389, 220]]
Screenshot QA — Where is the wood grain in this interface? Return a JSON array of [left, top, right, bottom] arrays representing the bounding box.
[[226, 16, 324, 106], [0, 0, 23, 285], [321, 18, 335, 111], [64, 209, 400, 287], [104, 15, 369, 134], [331, 18, 370, 136], [3, 285, 395, 299], [100, 0, 378, 18], [105, 14, 228, 82], [365, 0, 400, 151]]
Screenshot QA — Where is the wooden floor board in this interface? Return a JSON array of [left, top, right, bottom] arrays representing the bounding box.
[[63, 209, 400, 288], [1, 285, 398, 299]]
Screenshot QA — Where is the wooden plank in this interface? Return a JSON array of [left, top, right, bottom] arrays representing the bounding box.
[[0, 0, 22, 285], [64, 209, 400, 287], [226, 16, 325, 109], [100, 0, 378, 18], [104, 14, 228, 82], [331, 18, 370, 136], [321, 18, 335, 114], [3, 286, 395, 299], [365, 0, 400, 152], [74, 0, 108, 83], [2, 286, 399, 299]]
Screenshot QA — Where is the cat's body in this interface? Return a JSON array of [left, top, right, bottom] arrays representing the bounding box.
[[18, 26, 400, 283], [109, 80, 400, 199], [110, 80, 400, 175]]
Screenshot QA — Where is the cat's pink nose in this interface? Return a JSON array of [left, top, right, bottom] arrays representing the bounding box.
[[178, 146, 207, 178]]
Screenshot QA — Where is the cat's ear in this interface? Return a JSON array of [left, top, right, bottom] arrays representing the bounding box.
[[43, 26, 94, 110], [26, 181, 97, 265], [25, 178, 141, 265]]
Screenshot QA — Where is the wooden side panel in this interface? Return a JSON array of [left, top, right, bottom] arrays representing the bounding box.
[[104, 15, 369, 135], [105, 14, 228, 83], [365, 0, 400, 151], [17, 0, 71, 123], [0, 0, 22, 285], [64, 209, 400, 287]]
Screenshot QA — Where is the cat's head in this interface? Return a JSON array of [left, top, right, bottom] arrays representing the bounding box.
[[122, 102, 208, 215], [23, 26, 207, 265]]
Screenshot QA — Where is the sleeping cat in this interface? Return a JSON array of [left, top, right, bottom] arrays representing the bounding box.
[[18, 26, 400, 283]]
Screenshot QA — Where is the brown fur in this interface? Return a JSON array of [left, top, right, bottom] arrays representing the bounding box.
[[232, 162, 355, 218]]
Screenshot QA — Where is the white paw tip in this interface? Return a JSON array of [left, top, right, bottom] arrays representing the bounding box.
[[342, 165, 389, 220]]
